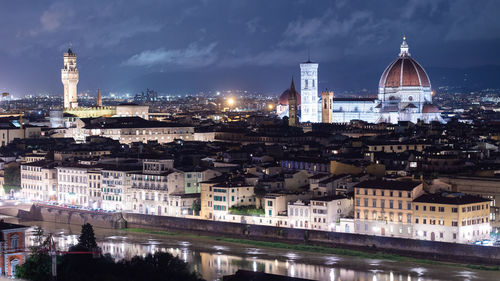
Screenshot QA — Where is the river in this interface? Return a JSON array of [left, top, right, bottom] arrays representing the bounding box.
[[4, 216, 499, 281]]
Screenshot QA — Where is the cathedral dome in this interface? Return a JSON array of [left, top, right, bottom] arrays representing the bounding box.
[[278, 89, 301, 105], [379, 38, 430, 89]]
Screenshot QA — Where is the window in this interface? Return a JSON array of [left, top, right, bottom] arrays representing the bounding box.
[[267, 201, 273, 207], [415, 205, 419, 211], [356, 198, 360, 206], [364, 199, 368, 207], [430, 206, 436, 212], [452, 208, 458, 213], [398, 201, 402, 209], [389, 200, 394, 209], [372, 199, 377, 207], [407, 202, 411, 210], [11, 235, 19, 250], [438, 207, 444, 212], [372, 190, 376, 196]]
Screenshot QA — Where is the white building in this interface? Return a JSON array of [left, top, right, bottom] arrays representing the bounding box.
[[288, 200, 311, 229], [56, 165, 90, 207], [20, 161, 58, 202], [310, 195, 353, 231], [124, 159, 185, 215], [101, 166, 140, 211], [61, 47, 79, 109], [300, 60, 320, 123]]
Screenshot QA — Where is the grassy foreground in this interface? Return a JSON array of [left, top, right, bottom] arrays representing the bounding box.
[[121, 227, 500, 271]]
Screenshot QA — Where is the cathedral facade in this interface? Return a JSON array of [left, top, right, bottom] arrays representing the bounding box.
[[278, 37, 444, 125], [329, 37, 444, 124]]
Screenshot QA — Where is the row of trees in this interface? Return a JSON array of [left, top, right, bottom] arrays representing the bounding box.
[[16, 223, 204, 281]]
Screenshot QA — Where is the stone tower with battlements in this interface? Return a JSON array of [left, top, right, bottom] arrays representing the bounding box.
[[61, 46, 79, 109]]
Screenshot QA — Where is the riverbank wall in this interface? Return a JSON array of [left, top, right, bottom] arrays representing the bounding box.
[[16, 204, 127, 229], [10, 204, 500, 265]]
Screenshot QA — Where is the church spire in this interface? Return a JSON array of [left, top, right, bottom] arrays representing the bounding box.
[[399, 35, 410, 57], [290, 76, 296, 93]]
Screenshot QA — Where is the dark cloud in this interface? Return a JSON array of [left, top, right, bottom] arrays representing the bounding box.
[[0, 0, 499, 97]]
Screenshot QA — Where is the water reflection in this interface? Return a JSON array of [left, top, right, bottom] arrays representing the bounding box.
[[18, 222, 497, 281]]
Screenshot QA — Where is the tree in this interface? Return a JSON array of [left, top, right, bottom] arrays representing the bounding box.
[[77, 223, 98, 251], [15, 251, 52, 281], [191, 199, 201, 215], [3, 164, 21, 193]]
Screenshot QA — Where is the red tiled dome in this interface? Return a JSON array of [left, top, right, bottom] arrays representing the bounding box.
[[379, 55, 430, 88], [278, 89, 301, 105]]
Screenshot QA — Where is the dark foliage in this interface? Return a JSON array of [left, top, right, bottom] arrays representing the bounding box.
[[17, 223, 204, 281], [77, 223, 98, 250]]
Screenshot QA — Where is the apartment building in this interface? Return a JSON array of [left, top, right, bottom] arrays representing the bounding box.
[[180, 167, 221, 194], [101, 165, 141, 211], [125, 160, 184, 216], [200, 176, 255, 220], [88, 169, 102, 208], [413, 193, 491, 243], [264, 192, 312, 227], [20, 161, 58, 202], [57, 165, 94, 207], [354, 180, 424, 238], [288, 200, 311, 229]]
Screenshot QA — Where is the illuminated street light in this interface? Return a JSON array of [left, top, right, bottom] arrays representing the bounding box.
[[227, 97, 235, 106], [268, 104, 274, 110]]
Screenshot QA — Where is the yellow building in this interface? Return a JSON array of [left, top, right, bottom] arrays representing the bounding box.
[[413, 193, 490, 243], [200, 176, 255, 221], [354, 180, 424, 238]]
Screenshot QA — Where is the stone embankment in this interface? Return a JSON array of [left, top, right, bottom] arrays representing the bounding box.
[[6, 204, 500, 266]]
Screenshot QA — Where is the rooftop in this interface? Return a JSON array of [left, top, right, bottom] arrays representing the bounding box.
[[354, 180, 422, 191], [414, 193, 490, 205]]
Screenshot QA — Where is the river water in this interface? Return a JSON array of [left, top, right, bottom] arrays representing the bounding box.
[[5, 217, 499, 281]]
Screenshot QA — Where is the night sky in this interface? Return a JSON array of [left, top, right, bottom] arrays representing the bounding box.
[[1, 0, 500, 98]]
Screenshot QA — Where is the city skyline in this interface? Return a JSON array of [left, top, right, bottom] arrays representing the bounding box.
[[1, 0, 500, 97]]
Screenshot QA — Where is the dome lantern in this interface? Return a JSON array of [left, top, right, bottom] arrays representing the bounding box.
[[399, 35, 410, 57]]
